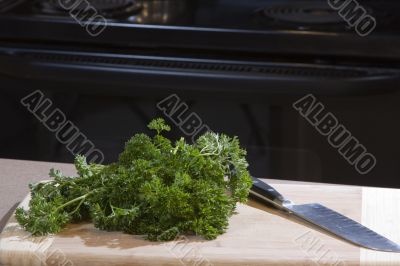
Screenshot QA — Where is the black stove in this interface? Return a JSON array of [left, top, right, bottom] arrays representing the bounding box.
[[1, 1, 400, 188], [1, 0, 400, 59]]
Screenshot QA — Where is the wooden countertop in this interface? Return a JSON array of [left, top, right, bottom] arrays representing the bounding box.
[[1, 159, 400, 265]]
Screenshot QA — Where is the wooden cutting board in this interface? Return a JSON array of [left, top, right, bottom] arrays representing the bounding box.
[[1, 180, 400, 266]]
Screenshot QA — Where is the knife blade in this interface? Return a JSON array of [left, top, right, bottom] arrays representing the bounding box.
[[250, 177, 400, 252]]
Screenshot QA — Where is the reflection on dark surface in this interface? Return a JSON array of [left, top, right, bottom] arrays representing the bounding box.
[[3, 0, 397, 32], [38, 0, 143, 17], [128, 0, 191, 25]]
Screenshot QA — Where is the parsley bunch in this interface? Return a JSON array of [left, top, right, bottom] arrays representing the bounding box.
[[16, 118, 252, 241]]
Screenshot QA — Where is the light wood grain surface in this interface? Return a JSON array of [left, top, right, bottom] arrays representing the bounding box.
[[1, 180, 400, 266]]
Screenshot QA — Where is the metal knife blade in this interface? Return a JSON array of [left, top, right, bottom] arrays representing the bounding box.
[[250, 177, 400, 252]]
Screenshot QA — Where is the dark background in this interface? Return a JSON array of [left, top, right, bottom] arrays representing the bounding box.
[[0, 0, 399, 188]]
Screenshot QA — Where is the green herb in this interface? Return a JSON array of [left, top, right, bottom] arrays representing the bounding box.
[[16, 118, 252, 241]]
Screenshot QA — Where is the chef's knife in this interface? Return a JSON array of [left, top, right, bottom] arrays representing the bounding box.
[[250, 176, 400, 252]]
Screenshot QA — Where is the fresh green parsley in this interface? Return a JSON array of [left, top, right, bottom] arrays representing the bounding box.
[[16, 118, 252, 241]]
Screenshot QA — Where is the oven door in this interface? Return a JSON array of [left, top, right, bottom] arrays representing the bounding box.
[[0, 45, 399, 187]]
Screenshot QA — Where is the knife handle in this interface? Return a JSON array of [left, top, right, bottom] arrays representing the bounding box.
[[250, 177, 291, 209]]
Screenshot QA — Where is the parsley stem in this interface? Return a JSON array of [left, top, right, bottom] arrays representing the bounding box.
[[69, 196, 86, 216], [55, 192, 93, 211]]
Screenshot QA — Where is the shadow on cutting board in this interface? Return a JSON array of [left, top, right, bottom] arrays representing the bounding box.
[[55, 223, 210, 250], [49, 198, 360, 251]]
